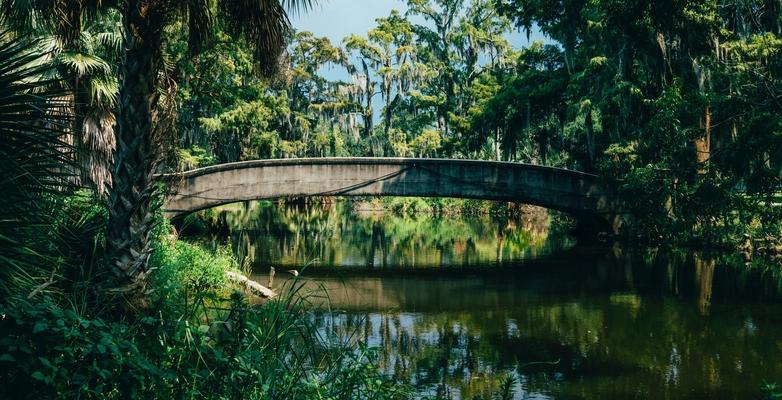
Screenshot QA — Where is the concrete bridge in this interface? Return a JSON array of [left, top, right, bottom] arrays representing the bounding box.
[[164, 158, 621, 232]]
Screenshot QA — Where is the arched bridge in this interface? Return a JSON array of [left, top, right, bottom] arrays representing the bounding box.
[[164, 158, 619, 229]]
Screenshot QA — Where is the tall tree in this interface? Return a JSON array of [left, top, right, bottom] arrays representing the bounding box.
[[344, 10, 424, 155], [343, 33, 381, 149], [407, 0, 463, 136], [1, 0, 316, 302], [285, 31, 345, 146], [111, 0, 315, 301], [0, 4, 122, 196]]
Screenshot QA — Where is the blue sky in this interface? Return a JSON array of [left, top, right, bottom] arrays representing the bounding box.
[[291, 0, 408, 45], [290, 0, 547, 51]]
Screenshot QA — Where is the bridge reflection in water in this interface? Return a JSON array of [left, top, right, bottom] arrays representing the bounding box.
[[187, 199, 782, 399], [197, 199, 573, 269]]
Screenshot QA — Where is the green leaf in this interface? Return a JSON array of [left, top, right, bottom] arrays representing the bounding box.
[[32, 322, 48, 333], [38, 357, 52, 368]]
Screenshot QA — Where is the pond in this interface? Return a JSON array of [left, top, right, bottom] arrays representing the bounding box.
[[190, 200, 782, 399]]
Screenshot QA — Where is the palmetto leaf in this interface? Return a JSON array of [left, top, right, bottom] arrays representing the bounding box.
[[58, 51, 111, 77], [0, 30, 76, 295], [217, 0, 317, 75], [281, 0, 316, 16], [86, 75, 119, 107], [0, 0, 118, 44], [95, 31, 122, 54]]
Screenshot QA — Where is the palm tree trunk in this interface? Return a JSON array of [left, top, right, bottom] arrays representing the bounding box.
[[106, 1, 166, 300]]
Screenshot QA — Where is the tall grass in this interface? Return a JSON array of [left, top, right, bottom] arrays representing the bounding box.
[[1, 204, 409, 399]]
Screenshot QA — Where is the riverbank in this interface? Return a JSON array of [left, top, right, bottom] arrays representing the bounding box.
[[0, 195, 409, 399], [181, 199, 782, 399]]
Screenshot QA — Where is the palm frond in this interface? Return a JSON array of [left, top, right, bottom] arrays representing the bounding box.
[[95, 31, 122, 54], [0, 30, 77, 296], [58, 51, 111, 77], [0, 0, 116, 44], [182, 0, 215, 57], [78, 30, 97, 54], [280, 0, 316, 16], [0, 0, 52, 36], [217, 0, 300, 75], [86, 75, 119, 107]]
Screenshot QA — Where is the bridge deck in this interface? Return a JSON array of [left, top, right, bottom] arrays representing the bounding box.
[[164, 158, 615, 217]]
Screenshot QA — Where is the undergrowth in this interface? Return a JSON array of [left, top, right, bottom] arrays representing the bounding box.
[[0, 193, 409, 399]]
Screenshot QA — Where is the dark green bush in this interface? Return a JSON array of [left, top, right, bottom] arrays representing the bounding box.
[[0, 298, 159, 399], [763, 382, 782, 400], [0, 289, 408, 399]]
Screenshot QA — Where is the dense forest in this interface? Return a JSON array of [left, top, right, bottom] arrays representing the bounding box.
[[0, 0, 781, 398], [171, 0, 782, 242]]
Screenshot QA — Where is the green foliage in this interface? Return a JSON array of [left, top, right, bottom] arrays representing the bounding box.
[[151, 237, 230, 294], [495, 373, 518, 400], [409, 129, 443, 157], [763, 382, 782, 400], [1, 209, 410, 399], [377, 197, 523, 217], [199, 96, 290, 161], [0, 31, 76, 296], [0, 298, 157, 399], [178, 146, 216, 170], [485, 0, 782, 241], [172, 0, 514, 161], [0, 290, 408, 399]]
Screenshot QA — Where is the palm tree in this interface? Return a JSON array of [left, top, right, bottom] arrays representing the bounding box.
[[1, 6, 121, 196], [111, 1, 315, 303], [52, 23, 122, 196], [1, 1, 316, 302]]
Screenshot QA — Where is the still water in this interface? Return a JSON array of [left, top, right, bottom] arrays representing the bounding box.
[[193, 200, 782, 399]]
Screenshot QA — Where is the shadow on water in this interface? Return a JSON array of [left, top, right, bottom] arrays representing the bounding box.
[[187, 200, 782, 400]]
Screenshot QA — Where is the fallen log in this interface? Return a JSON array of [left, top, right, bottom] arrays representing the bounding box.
[[225, 271, 276, 299]]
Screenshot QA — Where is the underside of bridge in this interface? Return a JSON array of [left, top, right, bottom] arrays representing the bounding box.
[[163, 158, 623, 233]]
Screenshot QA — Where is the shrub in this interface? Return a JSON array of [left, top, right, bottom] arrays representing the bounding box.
[[0, 286, 409, 399], [0, 298, 159, 399]]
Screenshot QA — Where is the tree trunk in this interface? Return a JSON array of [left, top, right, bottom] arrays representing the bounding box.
[[494, 127, 501, 161], [695, 105, 711, 174], [106, 1, 166, 301], [383, 94, 399, 145], [72, 76, 87, 187], [361, 60, 373, 144], [584, 102, 595, 170]]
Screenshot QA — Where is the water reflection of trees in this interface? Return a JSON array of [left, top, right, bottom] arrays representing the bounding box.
[[194, 202, 782, 398], [307, 249, 782, 399], [206, 200, 574, 269]]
